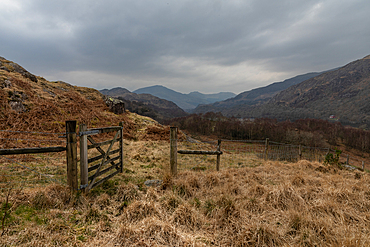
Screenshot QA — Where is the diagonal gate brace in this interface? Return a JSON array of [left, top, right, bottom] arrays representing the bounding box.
[[88, 130, 120, 191], [87, 136, 117, 168]]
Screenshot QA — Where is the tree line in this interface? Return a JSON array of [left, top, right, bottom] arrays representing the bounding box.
[[167, 112, 370, 153]]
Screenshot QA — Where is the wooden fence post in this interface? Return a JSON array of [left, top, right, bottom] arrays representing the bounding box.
[[216, 140, 221, 171], [66, 120, 78, 191], [119, 122, 124, 173], [265, 138, 269, 160], [362, 161, 365, 171], [346, 155, 349, 165], [79, 124, 88, 193], [299, 144, 302, 160], [170, 127, 178, 176]]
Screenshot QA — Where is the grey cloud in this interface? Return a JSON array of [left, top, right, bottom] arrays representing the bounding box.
[[1, 0, 369, 93]]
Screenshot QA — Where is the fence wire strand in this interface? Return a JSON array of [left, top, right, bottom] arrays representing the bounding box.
[[177, 138, 367, 172], [0, 129, 65, 135], [0, 155, 67, 186], [0, 129, 68, 192]]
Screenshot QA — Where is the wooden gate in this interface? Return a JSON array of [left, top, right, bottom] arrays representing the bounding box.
[[79, 123, 124, 192]]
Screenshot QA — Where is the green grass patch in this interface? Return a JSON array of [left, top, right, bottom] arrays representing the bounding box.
[[14, 204, 48, 225]]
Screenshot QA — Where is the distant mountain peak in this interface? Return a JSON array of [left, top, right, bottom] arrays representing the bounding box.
[[133, 86, 236, 111], [193, 71, 328, 113], [100, 87, 130, 96]]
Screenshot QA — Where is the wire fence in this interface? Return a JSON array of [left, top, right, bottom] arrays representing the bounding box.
[[177, 136, 368, 171], [176, 137, 217, 171], [0, 130, 67, 192], [1, 128, 368, 192]]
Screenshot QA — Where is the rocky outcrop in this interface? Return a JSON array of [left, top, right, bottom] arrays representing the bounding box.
[[8, 90, 28, 113], [104, 96, 126, 114], [0, 57, 38, 82]]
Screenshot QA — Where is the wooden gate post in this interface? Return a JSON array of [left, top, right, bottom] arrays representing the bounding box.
[[79, 124, 88, 192], [170, 127, 178, 176], [119, 122, 124, 173], [216, 140, 221, 171], [66, 121, 78, 191], [265, 138, 269, 160]]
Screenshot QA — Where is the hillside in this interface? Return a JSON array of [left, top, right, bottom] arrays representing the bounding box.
[[194, 71, 328, 114], [133, 85, 235, 111], [194, 55, 370, 129], [252, 55, 370, 128], [100, 87, 130, 96], [100, 87, 188, 123], [0, 56, 171, 140]]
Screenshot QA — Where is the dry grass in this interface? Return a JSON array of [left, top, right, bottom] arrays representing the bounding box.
[[1, 141, 370, 246]]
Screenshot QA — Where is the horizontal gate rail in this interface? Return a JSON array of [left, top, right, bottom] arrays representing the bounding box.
[[87, 138, 122, 149], [80, 127, 122, 136], [88, 156, 120, 172], [88, 161, 120, 180], [87, 136, 118, 168]]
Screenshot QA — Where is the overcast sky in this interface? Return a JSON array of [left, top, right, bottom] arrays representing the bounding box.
[[1, 0, 369, 94]]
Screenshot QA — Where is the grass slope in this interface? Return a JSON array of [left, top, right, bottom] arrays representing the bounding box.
[[1, 140, 370, 246]]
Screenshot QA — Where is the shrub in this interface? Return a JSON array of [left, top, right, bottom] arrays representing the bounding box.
[[324, 148, 342, 166]]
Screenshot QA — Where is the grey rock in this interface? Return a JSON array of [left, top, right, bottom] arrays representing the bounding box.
[[342, 164, 356, 171], [0, 66, 10, 72], [104, 95, 125, 114], [144, 179, 163, 187], [0, 79, 12, 89], [9, 101, 26, 113], [5, 62, 38, 82], [43, 88, 56, 97]]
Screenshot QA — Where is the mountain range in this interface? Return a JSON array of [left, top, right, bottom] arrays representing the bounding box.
[[133, 85, 236, 111], [100, 87, 188, 122], [193, 71, 329, 113], [101, 55, 370, 129], [3, 53, 369, 129], [195, 55, 370, 129], [258, 55, 370, 127], [100, 85, 236, 121]]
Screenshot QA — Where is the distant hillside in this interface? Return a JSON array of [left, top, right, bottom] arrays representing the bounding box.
[[194, 71, 329, 114], [100, 87, 188, 123], [212, 55, 370, 129], [133, 85, 235, 111], [255, 55, 370, 127], [100, 87, 130, 96]]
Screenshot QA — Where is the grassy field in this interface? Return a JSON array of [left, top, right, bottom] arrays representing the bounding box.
[[1, 140, 370, 246]]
